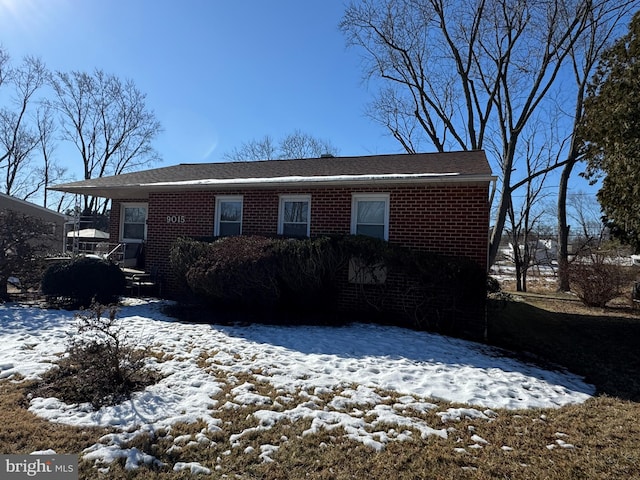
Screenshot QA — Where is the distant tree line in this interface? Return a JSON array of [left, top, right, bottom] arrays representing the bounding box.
[[222, 129, 338, 162]]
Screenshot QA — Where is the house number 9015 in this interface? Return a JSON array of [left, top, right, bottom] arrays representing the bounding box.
[[167, 215, 186, 224]]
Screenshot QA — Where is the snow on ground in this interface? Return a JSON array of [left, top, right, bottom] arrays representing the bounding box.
[[0, 299, 594, 472]]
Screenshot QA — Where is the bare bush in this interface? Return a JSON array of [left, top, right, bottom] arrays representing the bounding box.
[[33, 304, 159, 409], [569, 254, 630, 307]]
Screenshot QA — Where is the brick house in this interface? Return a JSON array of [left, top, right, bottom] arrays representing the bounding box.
[[51, 150, 494, 335]]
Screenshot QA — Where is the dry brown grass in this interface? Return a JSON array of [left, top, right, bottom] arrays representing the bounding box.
[[2, 380, 640, 479], [0, 380, 110, 455], [2, 291, 640, 479]]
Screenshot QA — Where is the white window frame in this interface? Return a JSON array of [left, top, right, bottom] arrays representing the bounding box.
[[278, 194, 311, 237], [214, 195, 243, 237], [350, 193, 390, 241], [120, 202, 148, 243]]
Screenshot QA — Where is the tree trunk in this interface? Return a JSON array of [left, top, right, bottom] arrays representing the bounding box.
[[514, 261, 523, 291], [557, 159, 575, 291], [489, 151, 516, 267]]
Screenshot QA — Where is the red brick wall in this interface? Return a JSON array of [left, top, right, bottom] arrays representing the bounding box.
[[388, 185, 490, 265], [109, 183, 491, 298]]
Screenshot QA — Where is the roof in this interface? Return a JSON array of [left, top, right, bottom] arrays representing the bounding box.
[[0, 192, 71, 223], [67, 228, 110, 239], [49, 151, 494, 199]]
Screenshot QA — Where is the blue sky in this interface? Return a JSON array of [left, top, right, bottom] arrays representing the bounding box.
[[0, 0, 401, 168]]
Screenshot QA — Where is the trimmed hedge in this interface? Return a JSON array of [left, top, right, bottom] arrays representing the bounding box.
[[170, 235, 488, 337], [41, 257, 126, 308], [185, 235, 282, 309], [336, 235, 487, 334], [271, 236, 344, 312], [172, 236, 344, 311]]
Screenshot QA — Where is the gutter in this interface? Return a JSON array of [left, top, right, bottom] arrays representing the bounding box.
[[49, 172, 498, 198], [145, 172, 497, 189]]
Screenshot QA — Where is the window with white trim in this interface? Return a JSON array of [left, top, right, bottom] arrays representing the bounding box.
[[120, 203, 147, 242], [351, 193, 390, 240], [215, 196, 243, 236], [278, 195, 311, 238]]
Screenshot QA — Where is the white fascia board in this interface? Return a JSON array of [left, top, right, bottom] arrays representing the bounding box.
[[142, 172, 494, 188], [49, 172, 497, 198]]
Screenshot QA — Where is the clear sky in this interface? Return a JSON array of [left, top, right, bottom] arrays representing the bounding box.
[[0, 0, 403, 169]]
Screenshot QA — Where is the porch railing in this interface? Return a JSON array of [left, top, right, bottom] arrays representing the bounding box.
[[61, 241, 146, 269]]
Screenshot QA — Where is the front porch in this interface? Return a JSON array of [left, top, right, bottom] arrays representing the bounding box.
[[121, 266, 162, 297]]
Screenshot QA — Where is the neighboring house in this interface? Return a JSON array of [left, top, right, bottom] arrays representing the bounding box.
[[498, 239, 559, 266], [0, 192, 70, 252], [50, 151, 495, 334]]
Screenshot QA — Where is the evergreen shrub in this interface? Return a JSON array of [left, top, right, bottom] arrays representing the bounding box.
[[170, 235, 487, 336], [487, 276, 501, 293], [336, 235, 486, 333], [171, 236, 347, 311], [272, 236, 344, 312], [41, 257, 126, 308], [169, 236, 211, 294], [184, 236, 281, 309]]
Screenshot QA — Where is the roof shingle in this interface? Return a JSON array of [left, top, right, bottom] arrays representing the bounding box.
[[50, 151, 493, 198]]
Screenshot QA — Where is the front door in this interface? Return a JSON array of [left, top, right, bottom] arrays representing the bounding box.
[[120, 203, 148, 267]]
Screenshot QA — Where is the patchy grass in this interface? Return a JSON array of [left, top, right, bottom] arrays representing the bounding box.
[[1, 294, 640, 478], [2, 384, 640, 478]]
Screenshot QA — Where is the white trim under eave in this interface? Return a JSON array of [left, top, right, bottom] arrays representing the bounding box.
[[49, 173, 498, 198], [145, 172, 464, 187]]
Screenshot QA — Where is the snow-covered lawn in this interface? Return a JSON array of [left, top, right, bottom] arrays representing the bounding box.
[[0, 299, 594, 473]]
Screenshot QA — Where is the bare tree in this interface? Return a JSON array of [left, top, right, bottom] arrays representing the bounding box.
[[340, 0, 628, 265], [0, 48, 9, 96], [0, 56, 48, 200], [278, 130, 338, 159], [49, 70, 162, 214], [224, 134, 279, 161], [223, 129, 339, 161], [505, 126, 553, 291], [567, 191, 609, 254], [0, 51, 68, 209], [35, 103, 71, 211]]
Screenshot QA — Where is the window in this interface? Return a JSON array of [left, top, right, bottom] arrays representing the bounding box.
[[351, 194, 390, 241], [215, 196, 243, 236], [121, 203, 147, 241], [278, 195, 311, 237]]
